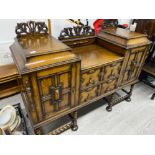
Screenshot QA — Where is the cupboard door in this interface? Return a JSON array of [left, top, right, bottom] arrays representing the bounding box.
[[37, 70, 72, 118], [23, 63, 80, 123], [30, 64, 80, 120], [122, 47, 146, 84]]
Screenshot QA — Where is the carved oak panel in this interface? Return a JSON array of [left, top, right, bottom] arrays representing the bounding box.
[[100, 61, 122, 94], [81, 68, 100, 88], [103, 61, 122, 81], [37, 69, 71, 118]]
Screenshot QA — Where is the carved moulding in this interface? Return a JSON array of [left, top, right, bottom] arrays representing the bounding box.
[[15, 21, 48, 37], [59, 26, 95, 40]]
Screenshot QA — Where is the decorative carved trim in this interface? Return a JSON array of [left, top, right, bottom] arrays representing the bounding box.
[[15, 21, 48, 37], [48, 123, 72, 135], [59, 26, 95, 40]]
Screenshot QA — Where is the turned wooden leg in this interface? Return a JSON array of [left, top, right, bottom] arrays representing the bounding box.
[[70, 111, 78, 131], [151, 93, 155, 100], [106, 106, 112, 112], [125, 84, 134, 102], [106, 94, 115, 112]]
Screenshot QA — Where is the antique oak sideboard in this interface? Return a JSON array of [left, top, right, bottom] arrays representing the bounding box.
[[10, 21, 151, 135]]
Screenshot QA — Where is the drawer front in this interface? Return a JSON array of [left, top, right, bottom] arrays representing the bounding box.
[[81, 68, 100, 88], [122, 47, 146, 84], [79, 61, 122, 104], [100, 62, 122, 94], [80, 86, 99, 103], [102, 61, 122, 81], [101, 78, 118, 94]]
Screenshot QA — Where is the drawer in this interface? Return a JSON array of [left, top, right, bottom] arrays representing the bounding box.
[[100, 61, 122, 94], [101, 78, 118, 94], [80, 86, 98, 103], [81, 68, 100, 88], [103, 61, 122, 81]]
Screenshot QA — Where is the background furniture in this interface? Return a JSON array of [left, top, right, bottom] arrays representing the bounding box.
[[10, 21, 150, 135], [134, 19, 155, 99], [0, 64, 20, 99]]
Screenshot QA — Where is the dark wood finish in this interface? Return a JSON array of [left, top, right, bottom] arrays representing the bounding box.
[[16, 21, 48, 37], [48, 123, 72, 135], [10, 21, 151, 135], [134, 19, 155, 40], [59, 26, 95, 40]]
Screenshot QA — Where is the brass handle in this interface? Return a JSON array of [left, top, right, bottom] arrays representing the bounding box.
[[50, 84, 62, 104], [55, 89, 60, 100]]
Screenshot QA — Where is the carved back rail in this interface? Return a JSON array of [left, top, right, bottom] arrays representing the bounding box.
[[58, 26, 95, 40], [15, 21, 49, 37]]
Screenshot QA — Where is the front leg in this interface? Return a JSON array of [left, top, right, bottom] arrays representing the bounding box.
[[106, 93, 115, 112], [70, 111, 78, 131], [125, 84, 135, 102]]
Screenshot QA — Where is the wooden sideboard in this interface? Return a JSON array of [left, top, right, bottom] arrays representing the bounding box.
[[10, 21, 151, 135]]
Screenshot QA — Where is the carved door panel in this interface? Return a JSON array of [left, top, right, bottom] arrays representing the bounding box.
[[122, 47, 146, 84], [37, 71, 71, 118]]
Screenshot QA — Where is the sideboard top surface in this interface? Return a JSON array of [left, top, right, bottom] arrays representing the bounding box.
[[98, 28, 151, 49], [102, 28, 147, 39], [15, 35, 71, 58], [10, 35, 79, 74], [72, 44, 123, 70]]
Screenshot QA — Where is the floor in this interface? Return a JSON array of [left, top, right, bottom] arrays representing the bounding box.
[[0, 82, 155, 135]]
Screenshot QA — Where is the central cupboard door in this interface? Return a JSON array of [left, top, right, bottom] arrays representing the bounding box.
[[36, 64, 78, 119], [79, 60, 123, 104]]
